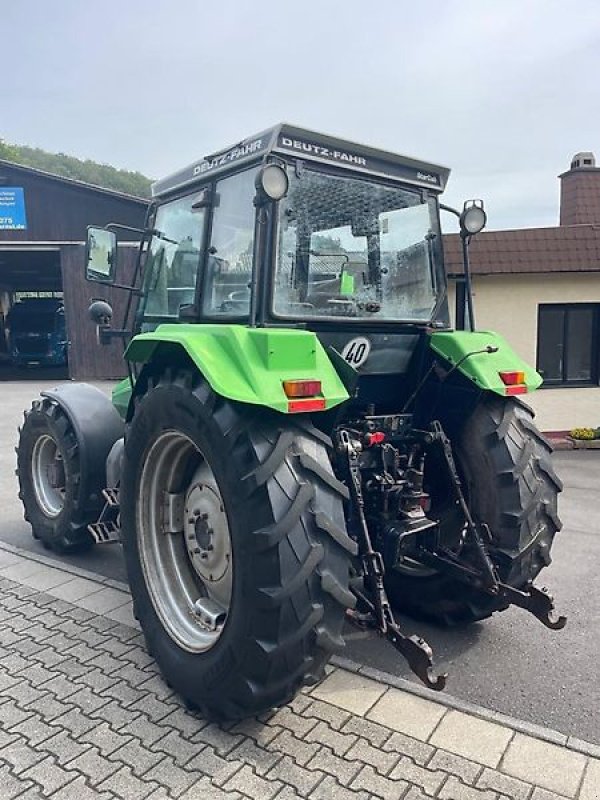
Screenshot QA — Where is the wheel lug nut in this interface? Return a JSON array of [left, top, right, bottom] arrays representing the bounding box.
[[201, 513, 208, 521]]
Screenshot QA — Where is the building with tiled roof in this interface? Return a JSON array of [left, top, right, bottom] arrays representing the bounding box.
[[443, 153, 600, 432]]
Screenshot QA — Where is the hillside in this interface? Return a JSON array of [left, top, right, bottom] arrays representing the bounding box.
[[0, 139, 152, 198]]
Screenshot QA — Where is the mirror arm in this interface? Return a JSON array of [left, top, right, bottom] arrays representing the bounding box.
[[108, 283, 144, 294], [97, 325, 132, 346]]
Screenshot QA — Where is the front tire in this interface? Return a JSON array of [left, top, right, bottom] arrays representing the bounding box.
[[121, 369, 356, 720], [16, 397, 95, 553], [387, 396, 562, 625]]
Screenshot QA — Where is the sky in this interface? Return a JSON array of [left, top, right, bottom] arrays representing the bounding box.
[[2, 0, 600, 231]]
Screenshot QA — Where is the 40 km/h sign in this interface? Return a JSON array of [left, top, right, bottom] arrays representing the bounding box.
[[341, 336, 371, 368]]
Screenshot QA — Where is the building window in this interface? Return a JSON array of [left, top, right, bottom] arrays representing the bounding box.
[[537, 304, 598, 386]]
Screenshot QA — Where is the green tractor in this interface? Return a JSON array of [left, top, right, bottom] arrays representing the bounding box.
[[16, 125, 565, 719]]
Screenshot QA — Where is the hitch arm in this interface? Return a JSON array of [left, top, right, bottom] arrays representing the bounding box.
[[500, 583, 567, 630], [338, 430, 447, 691]]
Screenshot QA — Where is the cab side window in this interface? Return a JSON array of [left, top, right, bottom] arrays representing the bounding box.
[[141, 196, 205, 324], [202, 168, 258, 317]]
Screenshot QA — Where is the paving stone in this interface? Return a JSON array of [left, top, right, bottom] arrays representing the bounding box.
[[502, 733, 587, 797], [350, 763, 408, 799], [0, 734, 47, 773], [266, 706, 318, 738], [367, 687, 447, 742], [530, 790, 571, 800], [0, 559, 48, 582], [49, 774, 115, 800], [46, 577, 104, 603], [41, 674, 80, 701], [390, 756, 446, 795], [305, 746, 362, 785], [110, 737, 166, 776], [229, 718, 283, 747], [340, 714, 393, 748], [137, 673, 177, 702], [75, 667, 118, 694], [21, 754, 78, 795], [185, 745, 243, 784], [78, 721, 133, 756], [50, 707, 99, 737], [0, 763, 34, 799], [10, 679, 47, 709], [104, 601, 139, 629], [97, 764, 160, 799], [125, 713, 168, 747], [224, 763, 282, 799], [193, 722, 244, 756], [39, 729, 91, 766], [311, 669, 386, 716], [580, 758, 600, 800], [382, 731, 435, 767], [53, 656, 89, 680], [143, 755, 200, 797], [403, 788, 432, 800], [430, 710, 513, 769], [476, 766, 533, 800], [30, 644, 68, 668], [428, 748, 483, 784], [73, 586, 131, 614], [179, 775, 244, 799], [228, 738, 282, 775], [26, 691, 74, 721], [11, 714, 57, 745], [304, 720, 357, 756], [67, 686, 110, 714], [267, 754, 324, 794], [153, 728, 202, 766], [268, 729, 321, 766], [438, 775, 499, 800], [64, 642, 101, 665], [127, 692, 172, 722], [301, 698, 353, 730], [345, 736, 401, 776], [310, 774, 371, 799], [19, 565, 74, 591], [65, 746, 121, 783]]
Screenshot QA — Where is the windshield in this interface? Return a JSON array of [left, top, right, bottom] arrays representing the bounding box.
[[273, 168, 443, 322]]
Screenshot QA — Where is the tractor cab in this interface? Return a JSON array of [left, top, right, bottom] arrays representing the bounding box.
[[86, 125, 487, 389]]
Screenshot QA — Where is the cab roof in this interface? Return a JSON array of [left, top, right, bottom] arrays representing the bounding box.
[[151, 123, 450, 199]]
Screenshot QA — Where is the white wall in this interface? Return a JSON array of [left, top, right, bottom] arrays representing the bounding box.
[[447, 273, 600, 431]]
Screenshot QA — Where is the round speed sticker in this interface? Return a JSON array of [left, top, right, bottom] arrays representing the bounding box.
[[341, 337, 371, 368]]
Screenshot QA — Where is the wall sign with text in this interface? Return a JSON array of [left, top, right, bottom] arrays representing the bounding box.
[[0, 187, 27, 230]]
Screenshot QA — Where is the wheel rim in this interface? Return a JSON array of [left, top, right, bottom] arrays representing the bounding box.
[[137, 430, 233, 653], [31, 434, 65, 518]]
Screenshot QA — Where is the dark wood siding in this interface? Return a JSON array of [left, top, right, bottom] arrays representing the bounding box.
[[0, 162, 147, 243], [61, 244, 139, 380]]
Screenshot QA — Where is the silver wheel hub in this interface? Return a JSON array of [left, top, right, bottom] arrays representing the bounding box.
[[31, 434, 65, 518], [137, 431, 233, 653], [184, 468, 232, 610]]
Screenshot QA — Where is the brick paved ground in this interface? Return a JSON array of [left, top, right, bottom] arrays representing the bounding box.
[[0, 546, 598, 800]]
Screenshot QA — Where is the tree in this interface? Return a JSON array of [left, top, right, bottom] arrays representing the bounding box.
[[0, 139, 152, 197]]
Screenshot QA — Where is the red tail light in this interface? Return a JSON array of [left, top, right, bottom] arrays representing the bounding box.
[[288, 398, 327, 413], [499, 371, 526, 386], [283, 379, 322, 398]]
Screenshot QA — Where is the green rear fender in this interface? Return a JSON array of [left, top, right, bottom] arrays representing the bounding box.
[[429, 330, 542, 396], [124, 324, 349, 414]]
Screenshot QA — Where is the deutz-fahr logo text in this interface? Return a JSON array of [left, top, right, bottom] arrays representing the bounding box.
[[280, 137, 367, 166], [193, 139, 264, 176]]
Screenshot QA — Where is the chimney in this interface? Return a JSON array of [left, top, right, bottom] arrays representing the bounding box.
[[559, 151, 600, 225]]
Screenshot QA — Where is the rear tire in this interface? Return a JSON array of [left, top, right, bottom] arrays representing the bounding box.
[[16, 397, 95, 553], [121, 369, 356, 720], [386, 396, 562, 625]]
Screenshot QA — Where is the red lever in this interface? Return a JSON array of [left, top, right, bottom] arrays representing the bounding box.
[[365, 432, 386, 446]]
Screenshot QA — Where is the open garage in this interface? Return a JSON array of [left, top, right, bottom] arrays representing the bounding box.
[[0, 159, 147, 380]]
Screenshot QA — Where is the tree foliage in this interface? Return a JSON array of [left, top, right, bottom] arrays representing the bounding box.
[[0, 138, 152, 198]]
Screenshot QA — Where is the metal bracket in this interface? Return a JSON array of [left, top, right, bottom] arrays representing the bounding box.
[[500, 583, 567, 630]]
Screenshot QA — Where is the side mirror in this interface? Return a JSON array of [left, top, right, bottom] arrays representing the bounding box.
[[88, 299, 113, 325], [86, 226, 117, 283]]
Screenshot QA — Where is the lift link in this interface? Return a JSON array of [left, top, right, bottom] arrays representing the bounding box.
[[428, 421, 567, 631], [337, 430, 447, 691]]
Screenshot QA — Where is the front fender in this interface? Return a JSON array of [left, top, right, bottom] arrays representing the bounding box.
[[429, 330, 542, 396], [125, 324, 349, 414]]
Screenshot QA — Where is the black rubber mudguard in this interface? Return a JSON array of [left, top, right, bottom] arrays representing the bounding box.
[[41, 384, 124, 510]]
